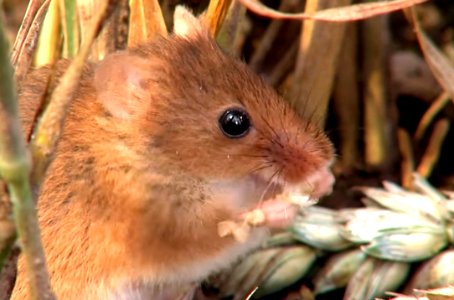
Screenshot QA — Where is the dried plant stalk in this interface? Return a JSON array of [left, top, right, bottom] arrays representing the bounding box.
[[410, 7, 454, 101], [77, 0, 96, 57], [216, 1, 248, 56], [416, 119, 450, 178], [128, 0, 167, 47], [0, 13, 55, 300], [290, 0, 350, 126], [362, 16, 390, 169], [33, 0, 61, 66], [414, 92, 450, 141], [77, 0, 116, 60], [249, 0, 299, 72], [397, 128, 415, 189], [268, 41, 298, 87], [11, 0, 50, 82], [203, 0, 233, 37], [333, 23, 359, 172]]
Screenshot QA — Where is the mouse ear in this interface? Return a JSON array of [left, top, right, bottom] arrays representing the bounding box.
[[173, 6, 206, 38], [94, 52, 150, 120]]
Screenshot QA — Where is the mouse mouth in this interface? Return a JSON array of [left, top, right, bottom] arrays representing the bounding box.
[[244, 174, 317, 229], [250, 174, 283, 203], [216, 174, 320, 242], [216, 167, 334, 241], [249, 172, 316, 206], [251, 162, 335, 205], [217, 181, 310, 243]]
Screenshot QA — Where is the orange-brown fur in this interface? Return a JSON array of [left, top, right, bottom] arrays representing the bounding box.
[[12, 10, 334, 300]]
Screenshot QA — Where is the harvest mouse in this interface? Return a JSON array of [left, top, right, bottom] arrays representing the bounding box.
[[12, 6, 335, 300]]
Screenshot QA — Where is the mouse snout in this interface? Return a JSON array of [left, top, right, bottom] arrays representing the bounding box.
[[305, 166, 335, 199], [267, 129, 334, 189]]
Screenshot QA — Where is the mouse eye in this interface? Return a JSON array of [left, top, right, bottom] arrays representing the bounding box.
[[219, 108, 251, 138]]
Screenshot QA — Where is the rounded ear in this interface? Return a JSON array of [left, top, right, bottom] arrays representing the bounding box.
[[94, 52, 150, 120], [173, 6, 207, 39]]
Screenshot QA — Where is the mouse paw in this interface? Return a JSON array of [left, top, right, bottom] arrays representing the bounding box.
[[253, 200, 299, 229]]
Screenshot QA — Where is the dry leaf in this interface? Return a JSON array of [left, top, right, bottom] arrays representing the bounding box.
[[238, 0, 428, 22], [11, 0, 51, 82], [411, 8, 454, 102]]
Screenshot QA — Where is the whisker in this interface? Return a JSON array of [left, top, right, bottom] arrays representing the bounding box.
[[245, 163, 273, 175], [257, 168, 280, 206], [227, 153, 269, 159], [268, 167, 283, 204], [237, 162, 276, 228]]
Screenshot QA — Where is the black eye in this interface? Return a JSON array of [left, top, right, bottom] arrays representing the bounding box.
[[219, 108, 251, 138]]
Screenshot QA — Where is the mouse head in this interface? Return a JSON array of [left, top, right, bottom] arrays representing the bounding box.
[[94, 7, 334, 199]]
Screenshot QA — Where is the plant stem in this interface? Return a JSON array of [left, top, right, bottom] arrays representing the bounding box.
[[30, 0, 113, 189], [0, 13, 55, 300]]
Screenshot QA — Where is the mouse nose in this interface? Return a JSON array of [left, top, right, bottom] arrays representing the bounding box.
[[306, 166, 335, 199], [268, 129, 334, 186]]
